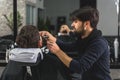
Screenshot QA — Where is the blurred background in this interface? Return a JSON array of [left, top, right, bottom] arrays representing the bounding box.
[[0, 0, 120, 80]]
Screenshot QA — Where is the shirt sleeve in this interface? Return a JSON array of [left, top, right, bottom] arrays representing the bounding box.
[[69, 39, 109, 74], [56, 39, 78, 52]]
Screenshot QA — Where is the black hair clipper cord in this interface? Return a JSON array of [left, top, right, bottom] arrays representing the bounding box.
[[42, 35, 49, 46]]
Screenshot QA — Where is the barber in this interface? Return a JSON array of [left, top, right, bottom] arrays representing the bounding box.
[[40, 6, 111, 80]]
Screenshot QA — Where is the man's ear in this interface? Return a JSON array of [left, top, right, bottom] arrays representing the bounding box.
[[85, 21, 90, 26], [83, 21, 89, 31], [84, 21, 91, 29]]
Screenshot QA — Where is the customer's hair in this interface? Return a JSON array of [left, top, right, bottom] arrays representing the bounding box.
[[16, 25, 40, 48], [70, 6, 99, 28]]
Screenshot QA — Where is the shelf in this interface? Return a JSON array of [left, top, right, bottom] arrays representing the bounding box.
[[110, 62, 120, 69]]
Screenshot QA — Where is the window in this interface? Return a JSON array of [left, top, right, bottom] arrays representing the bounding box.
[[26, 4, 35, 25], [38, 8, 44, 20]]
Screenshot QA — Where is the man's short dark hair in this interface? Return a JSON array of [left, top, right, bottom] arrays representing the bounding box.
[[70, 6, 99, 28]]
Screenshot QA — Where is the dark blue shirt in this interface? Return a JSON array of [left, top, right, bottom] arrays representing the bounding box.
[[56, 29, 111, 80]]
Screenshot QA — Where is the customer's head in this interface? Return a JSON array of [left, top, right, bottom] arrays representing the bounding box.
[[16, 25, 42, 48], [70, 6, 99, 28]]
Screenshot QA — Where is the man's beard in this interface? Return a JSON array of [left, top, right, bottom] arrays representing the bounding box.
[[71, 25, 85, 37], [69, 28, 85, 38], [74, 31, 85, 38]]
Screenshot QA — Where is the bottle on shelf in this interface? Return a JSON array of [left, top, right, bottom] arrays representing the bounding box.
[[114, 38, 119, 62]]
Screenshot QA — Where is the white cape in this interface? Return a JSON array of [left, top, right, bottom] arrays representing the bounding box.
[[9, 48, 44, 63]]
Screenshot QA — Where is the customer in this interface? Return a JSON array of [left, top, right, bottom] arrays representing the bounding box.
[[0, 25, 43, 80], [40, 6, 112, 80], [1, 25, 68, 80]]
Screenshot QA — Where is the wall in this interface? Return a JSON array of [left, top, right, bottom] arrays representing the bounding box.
[[0, 0, 13, 36], [35, 0, 44, 26], [97, 0, 118, 36], [44, 0, 79, 33], [0, 0, 26, 36], [36, 0, 44, 9], [25, 0, 44, 26], [44, 0, 118, 36], [0, 0, 44, 36], [0, 0, 117, 36]]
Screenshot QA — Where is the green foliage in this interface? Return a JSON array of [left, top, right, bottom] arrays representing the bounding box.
[[3, 11, 23, 32], [38, 17, 50, 32]]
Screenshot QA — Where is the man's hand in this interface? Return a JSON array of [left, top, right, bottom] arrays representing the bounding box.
[[39, 31, 57, 42], [47, 41, 72, 68], [47, 41, 61, 54]]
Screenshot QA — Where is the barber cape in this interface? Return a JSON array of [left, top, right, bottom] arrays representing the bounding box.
[[8, 47, 49, 66]]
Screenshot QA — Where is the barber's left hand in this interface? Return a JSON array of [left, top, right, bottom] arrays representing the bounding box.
[[39, 31, 56, 42]]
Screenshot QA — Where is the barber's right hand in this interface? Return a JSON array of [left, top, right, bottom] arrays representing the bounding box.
[[47, 41, 61, 55], [39, 31, 57, 43]]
